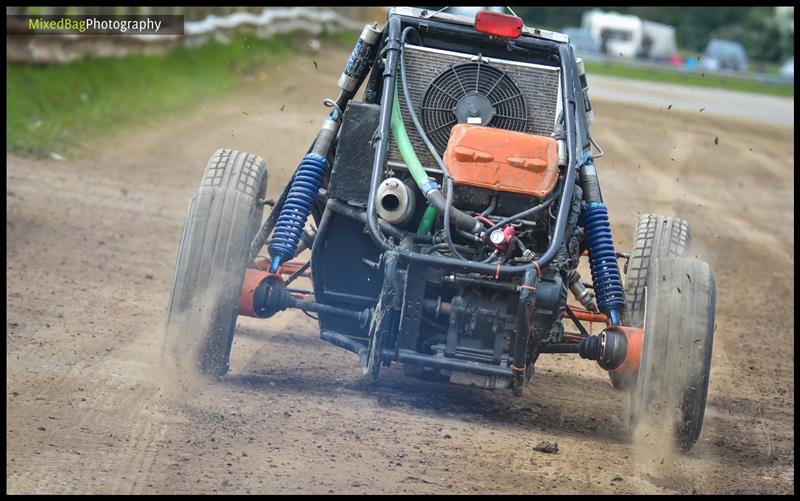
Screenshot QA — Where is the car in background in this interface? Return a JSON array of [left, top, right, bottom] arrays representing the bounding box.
[[580, 10, 677, 61], [563, 26, 602, 59], [779, 57, 794, 80], [702, 39, 748, 72], [683, 57, 699, 71], [581, 10, 642, 58]]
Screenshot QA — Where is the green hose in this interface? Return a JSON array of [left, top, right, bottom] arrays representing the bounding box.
[[390, 82, 433, 192], [390, 77, 480, 235], [391, 81, 436, 236], [416, 205, 438, 235]]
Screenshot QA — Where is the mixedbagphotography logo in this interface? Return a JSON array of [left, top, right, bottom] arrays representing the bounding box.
[[7, 14, 185, 35]]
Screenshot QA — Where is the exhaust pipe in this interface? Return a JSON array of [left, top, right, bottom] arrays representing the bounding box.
[[377, 177, 417, 226]]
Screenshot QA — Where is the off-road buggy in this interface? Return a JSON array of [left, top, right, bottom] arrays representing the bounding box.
[[165, 7, 716, 452]]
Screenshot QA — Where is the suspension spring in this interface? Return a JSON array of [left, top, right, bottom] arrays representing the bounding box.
[[268, 153, 328, 272], [581, 202, 625, 324]]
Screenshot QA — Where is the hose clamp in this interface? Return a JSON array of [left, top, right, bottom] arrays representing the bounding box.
[[421, 180, 440, 195]]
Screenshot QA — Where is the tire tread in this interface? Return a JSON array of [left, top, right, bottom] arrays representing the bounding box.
[[164, 149, 267, 376], [625, 214, 691, 326]]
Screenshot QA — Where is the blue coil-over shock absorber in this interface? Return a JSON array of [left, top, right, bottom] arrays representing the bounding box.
[[581, 202, 625, 325], [579, 159, 625, 325], [267, 23, 382, 273], [268, 152, 328, 273], [337, 23, 381, 94]]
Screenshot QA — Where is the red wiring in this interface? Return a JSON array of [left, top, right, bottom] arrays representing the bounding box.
[[474, 215, 495, 227]]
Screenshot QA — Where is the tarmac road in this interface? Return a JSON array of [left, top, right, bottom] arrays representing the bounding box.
[[588, 73, 794, 127], [6, 43, 794, 494]]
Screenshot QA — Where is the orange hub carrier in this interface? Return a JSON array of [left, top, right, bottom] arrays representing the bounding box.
[[443, 124, 560, 198]]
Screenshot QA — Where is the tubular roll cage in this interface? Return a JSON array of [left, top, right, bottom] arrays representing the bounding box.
[[363, 14, 587, 281], [249, 13, 608, 382]]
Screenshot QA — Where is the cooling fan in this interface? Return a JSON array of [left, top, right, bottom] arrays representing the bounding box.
[[421, 60, 528, 155]]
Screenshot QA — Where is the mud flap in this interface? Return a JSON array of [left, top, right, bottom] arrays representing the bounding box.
[[364, 250, 399, 380]]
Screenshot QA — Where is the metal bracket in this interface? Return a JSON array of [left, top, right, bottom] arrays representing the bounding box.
[[322, 98, 343, 116], [589, 136, 605, 160]]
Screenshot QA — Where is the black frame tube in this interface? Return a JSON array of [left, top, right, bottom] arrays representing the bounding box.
[[386, 349, 515, 378], [364, 15, 581, 278], [292, 298, 367, 323], [320, 330, 368, 357], [443, 274, 520, 291], [327, 199, 432, 244], [564, 305, 592, 338], [511, 269, 538, 368]]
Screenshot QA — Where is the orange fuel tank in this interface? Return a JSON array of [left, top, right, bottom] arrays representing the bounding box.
[[443, 124, 560, 198]]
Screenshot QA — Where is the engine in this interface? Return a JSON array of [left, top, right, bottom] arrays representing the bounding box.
[[378, 44, 567, 268]]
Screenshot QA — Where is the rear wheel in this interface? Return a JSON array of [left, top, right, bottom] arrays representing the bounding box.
[[629, 256, 716, 452], [163, 149, 268, 378], [624, 214, 692, 326], [611, 214, 691, 389]]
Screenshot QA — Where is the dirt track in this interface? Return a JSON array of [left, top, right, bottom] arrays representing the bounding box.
[[6, 44, 794, 494]]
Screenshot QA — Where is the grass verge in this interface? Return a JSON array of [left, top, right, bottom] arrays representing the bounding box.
[[584, 60, 794, 98], [7, 31, 358, 157], [11, 29, 788, 158]]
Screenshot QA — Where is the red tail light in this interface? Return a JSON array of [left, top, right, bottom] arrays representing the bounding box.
[[474, 10, 523, 39]]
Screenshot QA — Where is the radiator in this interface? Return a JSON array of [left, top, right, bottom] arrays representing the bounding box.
[[388, 44, 561, 172]]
